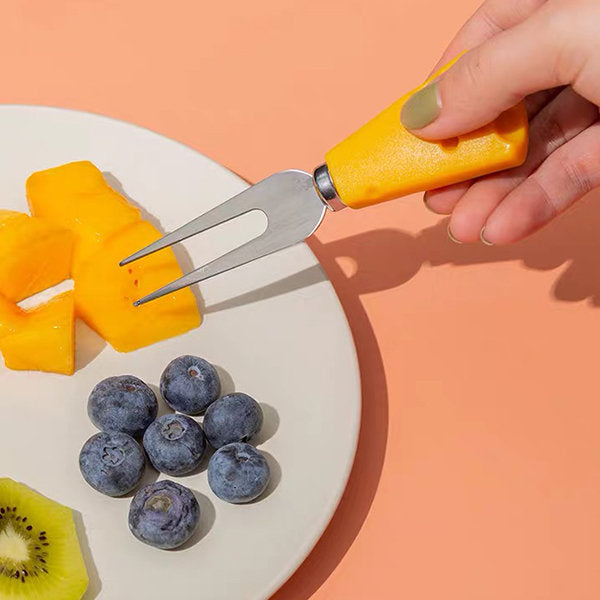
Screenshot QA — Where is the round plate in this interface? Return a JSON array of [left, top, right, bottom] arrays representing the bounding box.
[[0, 106, 361, 600]]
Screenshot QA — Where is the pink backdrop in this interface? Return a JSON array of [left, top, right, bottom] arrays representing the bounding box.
[[5, 1, 600, 598]]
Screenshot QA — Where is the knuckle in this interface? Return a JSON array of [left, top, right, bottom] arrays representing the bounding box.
[[564, 158, 595, 197], [462, 53, 484, 91], [478, 4, 504, 36], [542, 8, 586, 85], [449, 52, 488, 109], [529, 176, 561, 218], [443, 52, 487, 114]]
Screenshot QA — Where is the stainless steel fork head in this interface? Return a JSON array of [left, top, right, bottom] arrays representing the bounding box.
[[120, 170, 328, 305]]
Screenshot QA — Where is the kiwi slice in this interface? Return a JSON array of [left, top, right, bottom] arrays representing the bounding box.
[[0, 478, 88, 599]]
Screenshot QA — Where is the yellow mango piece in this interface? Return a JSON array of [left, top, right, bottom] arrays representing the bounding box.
[[0, 209, 73, 302], [0, 293, 25, 338], [0, 210, 29, 229], [26, 161, 141, 268], [74, 221, 200, 352], [0, 292, 75, 375]]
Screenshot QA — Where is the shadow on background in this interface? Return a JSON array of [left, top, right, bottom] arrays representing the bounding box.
[[421, 189, 600, 306], [318, 188, 600, 307], [269, 235, 391, 600], [270, 189, 600, 600]]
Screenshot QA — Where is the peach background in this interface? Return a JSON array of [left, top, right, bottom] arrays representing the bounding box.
[[4, 1, 600, 598]]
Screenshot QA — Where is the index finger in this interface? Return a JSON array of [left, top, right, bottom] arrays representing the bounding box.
[[430, 0, 547, 74]]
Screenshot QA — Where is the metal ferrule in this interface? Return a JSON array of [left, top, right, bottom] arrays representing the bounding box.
[[313, 164, 346, 212]]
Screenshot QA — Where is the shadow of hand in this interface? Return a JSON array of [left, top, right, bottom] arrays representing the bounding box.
[[316, 188, 600, 306]]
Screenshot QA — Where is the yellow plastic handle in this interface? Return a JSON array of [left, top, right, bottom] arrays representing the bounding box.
[[325, 57, 529, 209]]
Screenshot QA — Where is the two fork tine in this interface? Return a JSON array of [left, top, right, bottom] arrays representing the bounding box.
[[119, 189, 255, 267], [132, 232, 278, 306], [122, 185, 272, 306]]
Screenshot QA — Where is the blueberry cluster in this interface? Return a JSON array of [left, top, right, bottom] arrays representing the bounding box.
[[78, 355, 272, 549]]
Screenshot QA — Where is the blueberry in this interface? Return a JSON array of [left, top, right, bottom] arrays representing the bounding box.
[[79, 431, 145, 497], [88, 375, 158, 437], [207, 442, 270, 503], [143, 414, 206, 476], [128, 480, 200, 549], [160, 355, 220, 415], [203, 393, 263, 448]]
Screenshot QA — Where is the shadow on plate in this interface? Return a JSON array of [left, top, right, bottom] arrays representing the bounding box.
[[203, 265, 328, 313], [179, 440, 214, 477], [252, 450, 281, 502], [73, 510, 102, 600], [122, 464, 160, 498], [146, 383, 173, 420], [253, 403, 279, 446], [212, 364, 236, 396], [182, 400, 278, 478], [75, 321, 107, 372], [173, 489, 216, 551]]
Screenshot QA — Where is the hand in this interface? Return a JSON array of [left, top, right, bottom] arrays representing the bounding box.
[[400, 0, 600, 245]]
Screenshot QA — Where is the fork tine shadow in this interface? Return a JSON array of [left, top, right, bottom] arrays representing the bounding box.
[[203, 265, 327, 313]]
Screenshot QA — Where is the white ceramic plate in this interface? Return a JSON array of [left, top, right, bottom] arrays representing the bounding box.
[[0, 106, 361, 600]]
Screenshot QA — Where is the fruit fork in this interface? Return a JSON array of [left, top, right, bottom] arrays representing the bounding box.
[[121, 58, 529, 306]]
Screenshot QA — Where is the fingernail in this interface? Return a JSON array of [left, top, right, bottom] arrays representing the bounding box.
[[423, 193, 434, 212], [480, 227, 494, 246], [447, 224, 462, 244], [400, 81, 441, 130]]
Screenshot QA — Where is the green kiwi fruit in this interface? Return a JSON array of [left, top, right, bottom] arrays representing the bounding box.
[[0, 478, 88, 599]]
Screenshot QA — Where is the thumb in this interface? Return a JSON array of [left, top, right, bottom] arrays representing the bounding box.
[[401, 9, 573, 140]]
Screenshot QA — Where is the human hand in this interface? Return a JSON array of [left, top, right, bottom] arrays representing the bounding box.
[[400, 0, 600, 245]]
